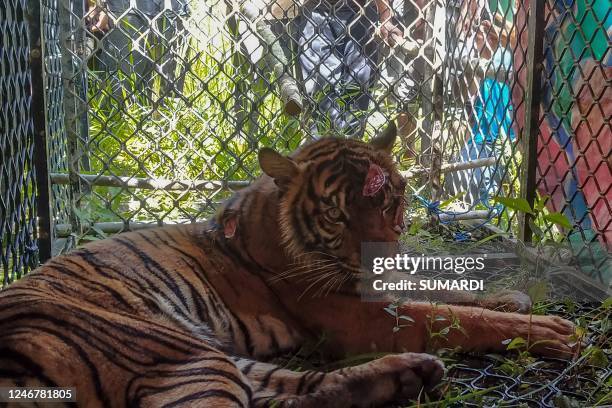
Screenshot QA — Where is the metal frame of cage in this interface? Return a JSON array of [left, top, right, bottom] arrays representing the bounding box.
[[0, 0, 610, 404]]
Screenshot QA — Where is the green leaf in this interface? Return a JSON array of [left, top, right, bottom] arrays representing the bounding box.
[[543, 212, 572, 229], [599, 318, 611, 333], [574, 326, 587, 338], [439, 191, 466, 208], [407, 221, 421, 235], [503, 337, 527, 350], [91, 225, 108, 239], [498, 362, 520, 375], [576, 316, 588, 329], [534, 194, 549, 212], [601, 297, 612, 309], [72, 207, 91, 222], [492, 196, 534, 214], [399, 315, 415, 323], [582, 346, 609, 368], [563, 298, 576, 313]]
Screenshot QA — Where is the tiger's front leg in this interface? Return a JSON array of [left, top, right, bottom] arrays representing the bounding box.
[[233, 353, 443, 407], [292, 294, 577, 358]]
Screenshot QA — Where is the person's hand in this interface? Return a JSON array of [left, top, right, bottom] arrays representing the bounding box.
[[475, 19, 498, 59], [87, 7, 110, 33], [379, 20, 404, 47], [411, 18, 427, 41]]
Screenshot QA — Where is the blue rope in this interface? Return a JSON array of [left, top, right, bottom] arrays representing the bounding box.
[[452, 231, 472, 242], [413, 194, 502, 242]]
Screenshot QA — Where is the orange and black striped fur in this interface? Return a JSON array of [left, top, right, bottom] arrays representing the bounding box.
[[0, 124, 577, 407]]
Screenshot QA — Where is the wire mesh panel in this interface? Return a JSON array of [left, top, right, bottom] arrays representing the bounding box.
[[42, 0, 73, 256], [46, 0, 307, 249], [441, 0, 524, 232], [534, 0, 611, 285], [43, 0, 501, 242], [0, 0, 39, 286], [39, 0, 610, 289], [503, 0, 611, 287]]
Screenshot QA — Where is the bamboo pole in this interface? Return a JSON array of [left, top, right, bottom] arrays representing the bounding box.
[[51, 157, 496, 193], [438, 210, 492, 222], [54, 221, 188, 237]]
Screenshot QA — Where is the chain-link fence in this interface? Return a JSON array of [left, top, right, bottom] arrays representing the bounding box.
[[35, 0, 609, 286], [534, 0, 611, 285], [44, 0, 523, 234], [0, 0, 39, 286]]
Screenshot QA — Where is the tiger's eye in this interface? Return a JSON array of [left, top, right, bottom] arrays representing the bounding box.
[[326, 207, 342, 219]]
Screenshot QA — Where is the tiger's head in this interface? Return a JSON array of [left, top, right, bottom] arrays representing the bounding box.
[[257, 123, 406, 278]]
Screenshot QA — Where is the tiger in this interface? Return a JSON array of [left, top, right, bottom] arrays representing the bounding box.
[[0, 123, 577, 407]]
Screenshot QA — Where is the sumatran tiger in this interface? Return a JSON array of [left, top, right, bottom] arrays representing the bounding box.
[[0, 124, 577, 407]]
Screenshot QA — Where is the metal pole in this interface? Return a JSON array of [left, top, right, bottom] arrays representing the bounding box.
[[519, 0, 545, 243], [421, 0, 444, 199], [58, 0, 84, 239], [26, 0, 53, 263]]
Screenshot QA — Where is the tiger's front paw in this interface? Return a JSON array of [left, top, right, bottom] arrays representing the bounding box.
[[364, 353, 445, 405], [524, 315, 580, 358], [271, 353, 445, 408], [495, 312, 580, 359]]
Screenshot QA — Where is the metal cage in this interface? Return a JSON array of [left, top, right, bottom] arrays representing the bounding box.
[[0, 0, 610, 404]]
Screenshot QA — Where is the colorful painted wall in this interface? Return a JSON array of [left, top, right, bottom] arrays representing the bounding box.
[[513, 0, 611, 284]]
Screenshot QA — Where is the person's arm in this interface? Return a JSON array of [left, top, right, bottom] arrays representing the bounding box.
[[86, 0, 110, 33], [492, 12, 517, 48], [411, 0, 429, 39], [375, 0, 394, 23], [375, 0, 403, 46], [474, 14, 516, 60]]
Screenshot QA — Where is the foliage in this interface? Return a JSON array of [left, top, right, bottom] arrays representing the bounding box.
[[493, 193, 574, 243], [76, 3, 306, 230], [75, 2, 405, 234]]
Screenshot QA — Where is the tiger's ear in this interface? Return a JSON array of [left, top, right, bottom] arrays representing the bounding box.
[[258, 147, 299, 187], [370, 122, 397, 153]]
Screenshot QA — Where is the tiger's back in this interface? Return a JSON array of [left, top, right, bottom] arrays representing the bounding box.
[[0, 225, 266, 405]]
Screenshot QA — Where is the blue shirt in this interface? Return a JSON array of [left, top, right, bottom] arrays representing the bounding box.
[[470, 48, 516, 144]]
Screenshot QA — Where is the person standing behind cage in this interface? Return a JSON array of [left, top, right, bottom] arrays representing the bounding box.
[[86, 0, 190, 106], [446, 0, 516, 207], [298, 0, 404, 139]]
